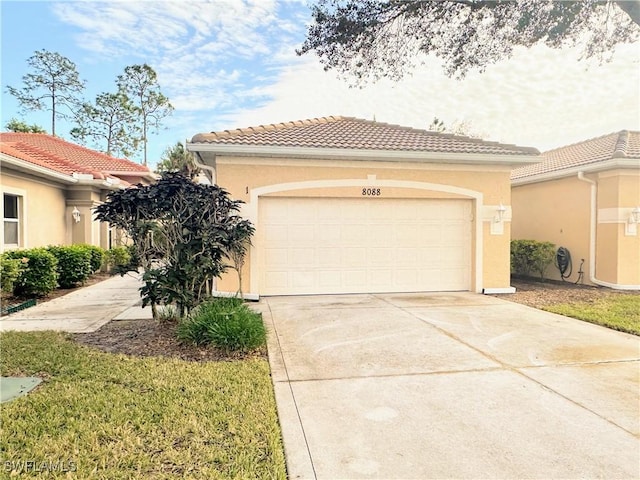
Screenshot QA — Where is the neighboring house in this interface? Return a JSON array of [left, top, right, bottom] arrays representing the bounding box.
[[188, 116, 540, 297], [511, 130, 640, 290], [0, 133, 155, 252]]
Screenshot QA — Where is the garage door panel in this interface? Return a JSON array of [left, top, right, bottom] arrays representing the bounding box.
[[289, 201, 312, 219], [343, 248, 366, 266], [318, 225, 341, 242], [319, 271, 341, 287], [396, 248, 420, 266], [369, 225, 393, 245], [318, 248, 341, 266], [437, 268, 470, 289], [291, 248, 315, 266], [258, 197, 471, 295], [264, 248, 288, 266], [290, 225, 315, 242], [369, 269, 394, 286], [291, 271, 314, 288], [341, 202, 366, 220], [368, 248, 395, 266], [344, 270, 367, 286], [395, 269, 419, 286], [265, 225, 288, 242], [341, 224, 367, 244], [440, 246, 468, 265], [265, 271, 288, 289]]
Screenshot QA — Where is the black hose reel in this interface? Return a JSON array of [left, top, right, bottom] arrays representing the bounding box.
[[555, 246, 584, 284]]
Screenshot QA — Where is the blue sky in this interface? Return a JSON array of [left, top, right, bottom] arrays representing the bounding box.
[[2, 0, 639, 169]]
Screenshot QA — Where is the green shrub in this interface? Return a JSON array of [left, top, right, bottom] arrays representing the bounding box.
[[3, 248, 58, 296], [104, 246, 132, 274], [77, 244, 105, 272], [511, 239, 556, 279], [0, 255, 26, 294], [47, 245, 92, 288], [177, 297, 266, 352]]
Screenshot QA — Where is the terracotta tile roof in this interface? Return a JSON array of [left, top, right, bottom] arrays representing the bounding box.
[[191, 116, 539, 156], [512, 130, 640, 180], [0, 133, 151, 179]]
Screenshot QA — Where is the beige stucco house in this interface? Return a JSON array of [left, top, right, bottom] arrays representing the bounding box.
[[188, 116, 540, 297], [512, 131, 640, 290], [1, 133, 155, 252]]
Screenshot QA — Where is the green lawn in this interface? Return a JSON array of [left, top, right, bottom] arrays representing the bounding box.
[[0, 331, 286, 479], [543, 294, 640, 336]]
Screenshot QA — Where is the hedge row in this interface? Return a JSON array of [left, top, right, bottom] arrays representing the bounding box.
[[1, 244, 109, 297], [510, 239, 556, 279]]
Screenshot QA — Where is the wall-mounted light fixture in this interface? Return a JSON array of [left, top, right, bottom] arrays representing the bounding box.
[[72, 206, 81, 224], [625, 206, 640, 236], [490, 203, 507, 235], [495, 203, 507, 223]]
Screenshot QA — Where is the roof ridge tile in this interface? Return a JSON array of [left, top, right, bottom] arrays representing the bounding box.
[[613, 130, 629, 158]]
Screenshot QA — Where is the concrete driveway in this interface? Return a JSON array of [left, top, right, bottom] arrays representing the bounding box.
[[259, 292, 639, 479]]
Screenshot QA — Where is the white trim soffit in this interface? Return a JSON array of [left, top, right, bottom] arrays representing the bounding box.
[[187, 143, 541, 167]]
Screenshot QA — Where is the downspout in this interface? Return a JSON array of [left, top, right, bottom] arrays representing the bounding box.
[[191, 148, 216, 185], [576, 171, 612, 288]]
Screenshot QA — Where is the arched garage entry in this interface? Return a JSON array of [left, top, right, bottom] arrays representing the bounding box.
[[246, 179, 484, 295]]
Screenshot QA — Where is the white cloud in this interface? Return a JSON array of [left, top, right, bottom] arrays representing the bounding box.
[[225, 42, 640, 152], [49, 0, 640, 154]]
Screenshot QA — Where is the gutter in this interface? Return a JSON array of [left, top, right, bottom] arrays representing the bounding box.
[[575, 172, 639, 290]]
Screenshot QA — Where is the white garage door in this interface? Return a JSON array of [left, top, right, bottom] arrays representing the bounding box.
[[258, 197, 472, 295]]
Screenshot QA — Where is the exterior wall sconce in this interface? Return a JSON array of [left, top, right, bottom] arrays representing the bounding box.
[[625, 206, 640, 236], [72, 206, 81, 224], [490, 203, 507, 235]]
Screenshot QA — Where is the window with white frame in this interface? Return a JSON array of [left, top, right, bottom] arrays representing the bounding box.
[[3, 193, 21, 246]]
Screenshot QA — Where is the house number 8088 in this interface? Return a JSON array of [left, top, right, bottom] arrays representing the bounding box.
[[362, 188, 381, 196]]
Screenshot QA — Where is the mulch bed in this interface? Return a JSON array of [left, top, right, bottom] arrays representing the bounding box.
[[73, 319, 266, 363], [501, 276, 638, 308]]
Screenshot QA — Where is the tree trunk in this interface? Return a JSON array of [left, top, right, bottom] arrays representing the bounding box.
[[143, 115, 148, 165], [51, 88, 56, 136]]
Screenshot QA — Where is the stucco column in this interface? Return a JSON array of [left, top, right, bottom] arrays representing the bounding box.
[[66, 200, 100, 246]]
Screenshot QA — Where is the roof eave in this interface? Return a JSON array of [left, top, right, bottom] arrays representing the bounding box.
[[1, 153, 79, 184], [511, 158, 640, 186], [187, 143, 541, 167]]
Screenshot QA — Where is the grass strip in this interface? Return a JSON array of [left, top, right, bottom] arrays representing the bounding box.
[[543, 294, 640, 336], [0, 331, 286, 479]]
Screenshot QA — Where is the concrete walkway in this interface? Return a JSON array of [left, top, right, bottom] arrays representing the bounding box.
[[0, 273, 150, 333], [258, 292, 640, 479]]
